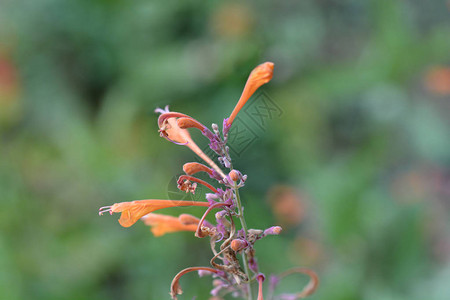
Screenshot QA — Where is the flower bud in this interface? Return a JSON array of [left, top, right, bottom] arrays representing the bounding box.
[[198, 269, 212, 277], [212, 123, 219, 134], [230, 239, 248, 252], [227, 62, 274, 126], [215, 210, 227, 219], [264, 226, 282, 236], [183, 162, 213, 176], [206, 193, 219, 204], [222, 157, 231, 168], [248, 229, 263, 236], [229, 170, 239, 181], [215, 210, 231, 228]]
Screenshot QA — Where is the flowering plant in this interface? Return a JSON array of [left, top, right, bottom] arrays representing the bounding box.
[[100, 62, 319, 300]]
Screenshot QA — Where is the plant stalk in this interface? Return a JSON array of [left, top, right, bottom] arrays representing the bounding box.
[[234, 185, 253, 300]]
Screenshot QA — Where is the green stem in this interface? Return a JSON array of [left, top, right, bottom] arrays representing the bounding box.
[[234, 186, 253, 300], [224, 142, 252, 299]]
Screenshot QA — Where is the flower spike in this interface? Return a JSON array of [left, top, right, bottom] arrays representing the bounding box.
[[101, 64, 319, 300], [227, 62, 274, 126], [99, 199, 209, 228]]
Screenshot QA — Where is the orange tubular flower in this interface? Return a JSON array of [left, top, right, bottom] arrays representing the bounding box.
[[157, 112, 194, 145], [227, 62, 274, 126], [156, 109, 226, 179], [257, 274, 265, 300], [178, 213, 201, 225], [141, 213, 199, 237], [99, 199, 209, 228]]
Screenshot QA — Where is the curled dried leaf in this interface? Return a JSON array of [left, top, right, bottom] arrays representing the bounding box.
[[170, 267, 219, 299], [278, 268, 319, 299]]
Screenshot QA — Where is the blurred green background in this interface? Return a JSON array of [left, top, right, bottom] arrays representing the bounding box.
[[1, 0, 450, 299]]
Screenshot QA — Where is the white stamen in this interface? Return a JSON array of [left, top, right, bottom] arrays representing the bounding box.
[[98, 206, 112, 216]]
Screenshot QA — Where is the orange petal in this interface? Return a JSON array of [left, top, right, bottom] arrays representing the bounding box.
[[227, 62, 274, 126], [177, 117, 206, 131], [178, 213, 201, 226], [110, 199, 209, 228], [161, 117, 192, 144], [141, 213, 198, 236], [157, 112, 190, 128]]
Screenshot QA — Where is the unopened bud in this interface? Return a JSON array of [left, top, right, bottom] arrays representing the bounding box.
[[183, 162, 213, 175], [227, 62, 274, 126], [248, 229, 263, 236], [212, 123, 219, 134], [229, 170, 239, 181], [222, 157, 231, 168], [215, 211, 231, 227], [264, 226, 282, 236], [215, 210, 227, 219], [212, 279, 223, 287], [206, 193, 219, 204], [231, 239, 248, 252], [198, 269, 212, 277]]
